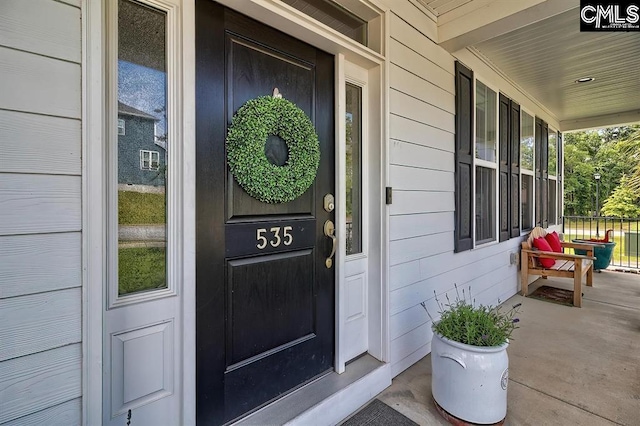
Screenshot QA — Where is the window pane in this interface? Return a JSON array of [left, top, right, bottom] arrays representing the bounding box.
[[476, 167, 496, 243], [476, 81, 497, 162], [521, 112, 534, 170], [548, 179, 557, 225], [346, 83, 362, 255], [521, 174, 533, 230], [117, 0, 167, 296], [548, 130, 557, 176]]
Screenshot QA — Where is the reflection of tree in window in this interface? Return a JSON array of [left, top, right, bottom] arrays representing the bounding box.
[[117, 0, 168, 296], [346, 83, 362, 255]]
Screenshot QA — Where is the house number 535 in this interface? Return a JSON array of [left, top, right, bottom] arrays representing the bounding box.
[[257, 226, 293, 249]]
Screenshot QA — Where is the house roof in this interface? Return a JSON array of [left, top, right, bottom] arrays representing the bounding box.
[[118, 101, 158, 121]]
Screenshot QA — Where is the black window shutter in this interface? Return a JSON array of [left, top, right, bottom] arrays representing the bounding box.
[[510, 101, 521, 237], [454, 61, 474, 252], [541, 120, 549, 228], [535, 117, 542, 227], [557, 131, 563, 224], [498, 94, 510, 242]]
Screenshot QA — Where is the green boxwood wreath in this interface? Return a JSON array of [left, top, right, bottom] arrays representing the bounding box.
[[226, 95, 320, 204]]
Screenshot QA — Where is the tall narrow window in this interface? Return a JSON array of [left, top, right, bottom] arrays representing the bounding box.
[[117, 0, 167, 296], [475, 81, 497, 244], [521, 111, 534, 231], [346, 83, 362, 255]]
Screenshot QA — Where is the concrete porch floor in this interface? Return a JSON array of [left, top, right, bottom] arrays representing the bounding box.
[[374, 271, 640, 425]]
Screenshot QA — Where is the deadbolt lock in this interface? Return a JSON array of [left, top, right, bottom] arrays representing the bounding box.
[[323, 194, 335, 213]]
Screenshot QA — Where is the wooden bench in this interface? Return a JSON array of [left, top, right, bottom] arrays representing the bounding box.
[[521, 227, 601, 308]]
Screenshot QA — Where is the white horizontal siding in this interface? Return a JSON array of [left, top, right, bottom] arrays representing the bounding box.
[[0, 1, 83, 422], [391, 341, 431, 378], [56, 0, 81, 8], [0, 344, 82, 424], [2, 398, 81, 426], [389, 13, 453, 75], [0, 110, 81, 175], [389, 38, 454, 95], [389, 114, 454, 152], [390, 190, 454, 215], [0, 46, 81, 119], [390, 63, 454, 113], [390, 240, 521, 314], [386, 7, 524, 378], [389, 231, 454, 265], [0, 233, 81, 299], [0, 288, 82, 362], [389, 165, 453, 192], [389, 89, 454, 133], [0, 0, 81, 63], [0, 174, 81, 236], [390, 139, 454, 171], [389, 212, 454, 241]]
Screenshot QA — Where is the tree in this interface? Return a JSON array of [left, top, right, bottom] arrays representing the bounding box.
[[563, 125, 640, 216], [601, 175, 640, 218]]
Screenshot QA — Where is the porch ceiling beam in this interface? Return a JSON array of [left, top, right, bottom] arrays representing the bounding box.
[[437, 0, 577, 52], [560, 109, 640, 132]]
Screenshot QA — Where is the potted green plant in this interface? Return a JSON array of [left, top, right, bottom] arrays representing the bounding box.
[[422, 286, 520, 424]]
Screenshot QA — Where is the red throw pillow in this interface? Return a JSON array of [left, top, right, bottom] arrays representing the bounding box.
[[532, 237, 556, 268], [544, 231, 563, 253]]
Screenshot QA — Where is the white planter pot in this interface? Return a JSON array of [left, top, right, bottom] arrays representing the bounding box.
[[431, 332, 509, 424]]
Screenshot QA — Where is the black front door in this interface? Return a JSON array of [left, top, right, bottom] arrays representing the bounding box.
[[195, 2, 335, 424]]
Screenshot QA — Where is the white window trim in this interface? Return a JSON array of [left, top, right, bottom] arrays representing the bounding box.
[[140, 149, 161, 171], [344, 62, 369, 260], [473, 77, 499, 247], [106, 0, 183, 309], [118, 118, 125, 135]]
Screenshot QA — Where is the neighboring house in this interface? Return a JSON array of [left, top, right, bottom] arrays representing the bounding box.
[[117, 101, 166, 187], [1, 0, 639, 425]]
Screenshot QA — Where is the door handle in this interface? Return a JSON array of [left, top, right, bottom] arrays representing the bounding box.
[[323, 220, 337, 268]]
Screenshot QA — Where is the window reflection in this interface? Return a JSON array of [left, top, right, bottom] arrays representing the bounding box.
[[346, 83, 362, 255], [117, 0, 168, 296], [476, 81, 497, 162]]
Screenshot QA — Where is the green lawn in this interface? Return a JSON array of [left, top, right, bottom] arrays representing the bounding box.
[[119, 247, 166, 295], [119, 191, 166, 225]]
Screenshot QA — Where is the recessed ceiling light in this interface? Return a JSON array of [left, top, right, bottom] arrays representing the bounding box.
[[575, 77, 595, 83]]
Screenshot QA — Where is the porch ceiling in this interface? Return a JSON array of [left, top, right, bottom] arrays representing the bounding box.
[[425, 0, 640, 131]]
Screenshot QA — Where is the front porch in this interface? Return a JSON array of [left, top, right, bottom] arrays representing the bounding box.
[[373, 271, 640, 425]]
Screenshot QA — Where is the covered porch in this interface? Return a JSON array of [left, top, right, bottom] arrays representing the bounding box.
[[374, 271, 640, 425]]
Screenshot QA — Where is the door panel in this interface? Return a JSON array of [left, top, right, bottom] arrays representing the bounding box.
[[195, 2, 335, 424], [227, 250, 315, 364]]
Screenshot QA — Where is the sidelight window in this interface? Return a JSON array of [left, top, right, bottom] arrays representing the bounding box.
[[345, 83, 362, 255], [112, 0, 169, 298]]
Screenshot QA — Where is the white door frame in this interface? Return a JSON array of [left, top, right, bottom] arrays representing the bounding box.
[[82, 0, 196, 424]]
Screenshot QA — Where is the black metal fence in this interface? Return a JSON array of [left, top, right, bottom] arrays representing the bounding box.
[[562, 216, 640, 270]]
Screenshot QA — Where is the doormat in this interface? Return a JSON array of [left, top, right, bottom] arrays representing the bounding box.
[[529, 285, 576, 307], [341, 399, 418, 426]]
